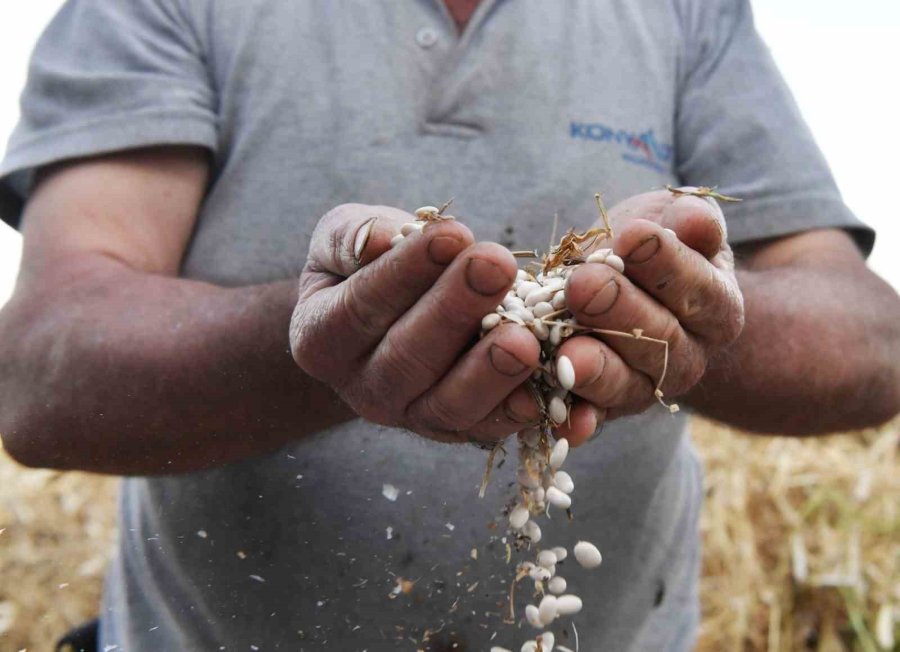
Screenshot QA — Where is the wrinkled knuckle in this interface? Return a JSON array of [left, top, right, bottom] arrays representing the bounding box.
[[421, 394, 472, 432], [380, 331, 444, 388], [673, 352, 707, 396], [340, 282, 385, 340]]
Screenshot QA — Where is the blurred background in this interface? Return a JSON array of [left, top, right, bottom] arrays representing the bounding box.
[[0, 2, 897, 650]]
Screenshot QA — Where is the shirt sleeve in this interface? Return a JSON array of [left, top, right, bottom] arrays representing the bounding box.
[[0, 0, 217, 229], [675, 0, 874, 254]]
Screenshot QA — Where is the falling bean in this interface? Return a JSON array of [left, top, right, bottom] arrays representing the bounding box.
[[538, 594, 558, 625], [573, 540, 603, 569], [546, 486, 571, 509], [523, 520, 542, 544], [547, 576, 567, 595], [525, 604, 544, 629], [553, 470, 575, 494], [549, 438, 569, 470], [556, 594, 583, 616], [537, 550, 557, 568], [509, 505, 530, 530]]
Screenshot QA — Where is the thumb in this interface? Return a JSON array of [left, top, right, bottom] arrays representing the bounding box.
[[308, 203, 414, 278]]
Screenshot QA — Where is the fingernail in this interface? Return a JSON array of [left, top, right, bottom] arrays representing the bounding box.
[[626, 236, 659, 263], [582, 279, 619, 315], [587, 409, 606, 441], [489, 344, 529, 376], [427, 235, 464, 265], [466, 258, 512, 296], [353, 217, 376, 264], [577, 349, 606, 388]]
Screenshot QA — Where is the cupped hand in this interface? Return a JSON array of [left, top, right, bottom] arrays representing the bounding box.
[[556, 189, 745, 446], [290, 204, 542, 444]]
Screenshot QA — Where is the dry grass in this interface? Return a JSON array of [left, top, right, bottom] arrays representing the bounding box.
[[0, 418, 897, 651]]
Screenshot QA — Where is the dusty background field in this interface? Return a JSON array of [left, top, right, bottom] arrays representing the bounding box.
[[1, 418, 897, 651]]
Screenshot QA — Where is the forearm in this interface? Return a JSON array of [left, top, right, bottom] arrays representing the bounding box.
[[0, 257, 354, 474], [687, 262, 900, 434]]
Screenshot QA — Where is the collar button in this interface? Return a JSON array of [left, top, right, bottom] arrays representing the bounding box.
[[415, 27, 439, 49]]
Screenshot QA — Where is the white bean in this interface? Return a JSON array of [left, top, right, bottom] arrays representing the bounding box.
[[524, 286, 554, 307], [491, 647, 513, 652], [509, 505, 530, 530], [538, 594, 558, 625], [537, 550, 557, 568], [538, 632, 555, 652], [523, 520, 542, 544], [605, 254, 625, 273], [549, 438, 569, 470], [533, 487, 545, 505], [503, 295, 525, 311], [414, 205, 439, 218], [532, 301, 554, 318], [548, 396, 567, 424], [516, 269, 530, 282], [400, 221, 424, 236], [586, 248, 612, 264], [553, 470, 575, 494], [521, 642, 538, 652], [547, 576, 567, 594], [481, 313, 501, 330], [546, 486, 571, 509], [556, 594, 583, 616], [549, 323, 563, 345], [529, 565, 551, 582], [573, 540, 603, 569], [556, 355, 576, 390], [550, 291, 566, 312], [517, 281, 540, 300], [532, 318, 549, 340], [525, 604, 544, 629], [543, 276, 566, 291], [538, 632, 556, 652], [390, 233, 405, 248]]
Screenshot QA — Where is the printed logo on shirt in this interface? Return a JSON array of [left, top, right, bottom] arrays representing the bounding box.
[[570, 121, 673, 173]]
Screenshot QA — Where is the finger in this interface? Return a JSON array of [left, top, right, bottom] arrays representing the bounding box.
[[614, 219, 744, 346], [462, 384, 543, 444], [557, 335, 656, 412], [365, 241, 518, 404], [658, 193, 726, 260], [554, 400, 604, 447], [565, 262, 706, 396], [606, 189, 727, 261], [407, 323, 540, 434], [307, 204, 412, 279], [291, 219, 475, 378]]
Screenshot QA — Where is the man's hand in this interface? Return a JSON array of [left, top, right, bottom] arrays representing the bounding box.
[[290, 204, 543, 444], [557, 190, 746, 445]]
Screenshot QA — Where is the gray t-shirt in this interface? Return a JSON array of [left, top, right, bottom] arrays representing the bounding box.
[[0, 1, 871, 650]]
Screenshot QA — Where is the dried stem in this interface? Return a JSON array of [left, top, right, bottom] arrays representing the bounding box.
[[665, 184, 742, 203]]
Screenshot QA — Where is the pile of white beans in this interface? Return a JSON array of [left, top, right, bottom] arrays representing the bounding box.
[[398, 207, 626, 652]]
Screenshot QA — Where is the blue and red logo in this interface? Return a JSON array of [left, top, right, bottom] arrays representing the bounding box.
[[570, 121, 673, 173]]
